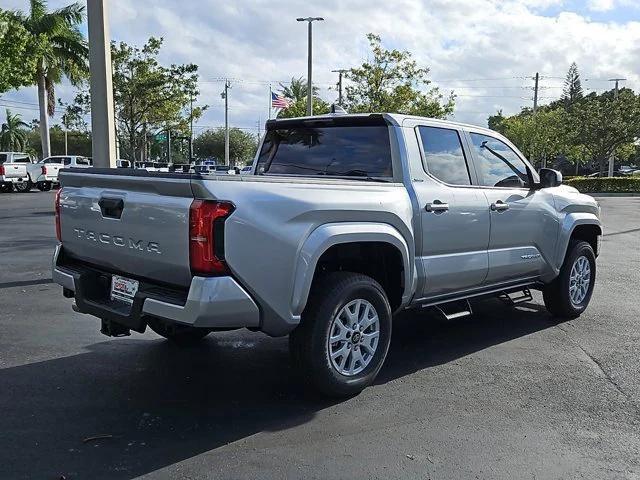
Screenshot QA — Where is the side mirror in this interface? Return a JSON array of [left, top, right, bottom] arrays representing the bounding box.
[[539, 168, 563, 188]]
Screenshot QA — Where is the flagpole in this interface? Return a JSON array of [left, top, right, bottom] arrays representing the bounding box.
[[268, 84, 272, 120]]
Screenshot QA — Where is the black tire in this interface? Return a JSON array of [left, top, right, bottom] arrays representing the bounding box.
[[147, 317, 211, 345], [14, 180, 32, 193], [543, 240, 596, 319], [37, 181, 52, 192], [0, 184, 12, 193], [289, 272, 392, 397]]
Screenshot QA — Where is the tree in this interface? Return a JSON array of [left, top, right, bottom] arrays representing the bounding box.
[[10, 0, 88, 159], [561, 62, 583, 107], [487, 110, 506, 133], [193, 128, 258, 165], [344, 33, 455, 117], [0, 11, 40, 93], [111, 37, 205, 161], [27, 124, 91, 157], [276, 77, 330, 118], [0, 109, 29, 151], [570, 89, 640, 173]]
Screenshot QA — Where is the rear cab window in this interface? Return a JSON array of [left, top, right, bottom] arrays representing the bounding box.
[[256, 116, 393, 180], [417, 126, 471, 185], [0, 154, 7, 164]]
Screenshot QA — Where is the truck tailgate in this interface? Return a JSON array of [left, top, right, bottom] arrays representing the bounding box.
[[58, 169, 194, 287], [3, 163, 28, 179]]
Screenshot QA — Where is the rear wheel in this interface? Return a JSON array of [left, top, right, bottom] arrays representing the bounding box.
[[543, 240, 596, 318], [0, 184, 12, 193], [147, 317, 211, 345], [37, 181, 52, 191], [14, 180, 32, 193], [289, 272, 392, 397]]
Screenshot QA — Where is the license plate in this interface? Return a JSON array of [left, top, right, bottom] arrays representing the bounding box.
[[110, 275, 139, 305]]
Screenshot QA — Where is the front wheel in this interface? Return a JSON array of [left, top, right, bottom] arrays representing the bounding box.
[[543, 240, 596, 318], [147, 317, 211, 345], [289, 272, 392, 397]]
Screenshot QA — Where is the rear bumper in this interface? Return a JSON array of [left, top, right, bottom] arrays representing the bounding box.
[[52, 245, 260, 331], [1, 175, 28, 184]]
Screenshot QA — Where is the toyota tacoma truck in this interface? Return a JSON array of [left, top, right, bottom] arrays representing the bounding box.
[[0, 151, 36, 192], [52, 113, 602, 396]]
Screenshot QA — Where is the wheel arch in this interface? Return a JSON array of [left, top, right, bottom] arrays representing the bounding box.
[[290, 223, 414, 317], [556, 213, 602, 269]]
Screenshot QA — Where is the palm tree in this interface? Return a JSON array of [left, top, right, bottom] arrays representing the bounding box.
[[10, 0, 88, 158], [278, 77, 319, 102], [0, 109, 29, 151]]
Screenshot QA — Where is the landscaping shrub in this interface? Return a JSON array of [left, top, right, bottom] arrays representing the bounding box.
[[564, 176, 640, 193]]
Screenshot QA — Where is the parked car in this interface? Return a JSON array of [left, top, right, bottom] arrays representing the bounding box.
[[37, 156, 92, 191], [0, 151, 38, 192], [52, 113, 602, 396], [240, 165, 253, 175]]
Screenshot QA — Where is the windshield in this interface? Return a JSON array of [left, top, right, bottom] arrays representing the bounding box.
[[256, 123, 393, 179]]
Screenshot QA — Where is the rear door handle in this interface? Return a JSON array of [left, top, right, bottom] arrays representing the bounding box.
[[490, 200, 510, 212], [425, 200, 449, 213]]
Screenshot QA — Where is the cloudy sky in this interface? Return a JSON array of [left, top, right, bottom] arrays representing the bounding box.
[[2, 0, 640, 136]]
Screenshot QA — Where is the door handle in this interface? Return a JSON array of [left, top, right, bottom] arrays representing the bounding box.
[[425, 200, 449, 213], [490, 200, 510, 212]]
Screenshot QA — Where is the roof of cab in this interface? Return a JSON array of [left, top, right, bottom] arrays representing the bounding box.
[[266, 112, 496, 135]]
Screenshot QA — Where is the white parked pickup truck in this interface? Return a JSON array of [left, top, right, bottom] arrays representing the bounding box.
[[0, 152, 36, 192], [37, 156, 92, 191]]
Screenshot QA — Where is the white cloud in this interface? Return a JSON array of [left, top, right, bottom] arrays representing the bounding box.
[[3, 0, 640, 133]]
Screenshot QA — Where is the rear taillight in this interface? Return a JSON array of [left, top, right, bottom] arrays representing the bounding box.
[[189, 199, 234, 276], [54, 188, 62, 241], [42, 165, 47, 175], [0, 165, 4, 175]]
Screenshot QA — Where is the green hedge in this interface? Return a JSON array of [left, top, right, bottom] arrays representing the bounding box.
[[565, 176, 640, 193]]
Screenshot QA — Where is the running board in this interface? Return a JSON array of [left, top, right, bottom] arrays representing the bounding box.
[[434, 299, 473, 321], [499, 288, 533, 306]]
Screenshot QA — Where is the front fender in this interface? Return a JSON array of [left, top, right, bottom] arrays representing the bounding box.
[[290, 222, 415, 317], [554, 213, 603, 271]]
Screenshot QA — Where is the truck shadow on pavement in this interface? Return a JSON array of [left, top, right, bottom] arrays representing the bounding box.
[[0, 298, 558, 479]]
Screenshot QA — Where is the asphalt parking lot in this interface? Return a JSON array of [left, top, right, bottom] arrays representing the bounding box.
[[0, 190, 639, 480]]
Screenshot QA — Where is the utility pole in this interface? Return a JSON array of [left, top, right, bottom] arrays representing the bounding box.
[[331, 69, 348, 105], [221, 79, 231, 166], [189, 94, 194, 162], [297, 17, 324, 116], [86, 0, 117, 168], [532, 72, 539, 113], [607, 78, 626, 177]]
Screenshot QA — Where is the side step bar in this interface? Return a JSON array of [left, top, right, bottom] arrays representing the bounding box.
[[434, 299, 473, 321], [499, 288, 533, 306]]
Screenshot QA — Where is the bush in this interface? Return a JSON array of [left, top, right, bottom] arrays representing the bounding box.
[[565, 176, 640, 193]]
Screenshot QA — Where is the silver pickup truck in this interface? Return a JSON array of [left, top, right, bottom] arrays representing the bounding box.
[[52, 113, 602, 396]]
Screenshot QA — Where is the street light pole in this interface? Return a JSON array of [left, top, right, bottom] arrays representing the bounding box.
[[221, 79, 231, 166], [297, 17, 324, 116]]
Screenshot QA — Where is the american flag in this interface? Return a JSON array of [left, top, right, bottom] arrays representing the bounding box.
[[271, 91, 293, 109]]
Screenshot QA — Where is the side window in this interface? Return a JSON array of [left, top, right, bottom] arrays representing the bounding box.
[[417, 126, 471, 185], [13, 155, 29, 163], [75, 157, 89, 165], [63, 158, 71, 165], [470, 133, 529, 188]]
